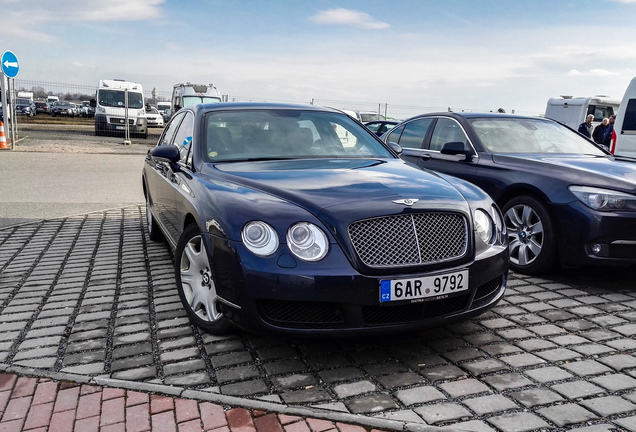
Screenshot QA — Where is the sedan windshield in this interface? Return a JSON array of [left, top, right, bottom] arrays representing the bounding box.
[[203, 109, 394, 162], [470, 117, 607, 155]]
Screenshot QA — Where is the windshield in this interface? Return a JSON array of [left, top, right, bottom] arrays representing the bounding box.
[[16, 98, 30, 105], [203, 109, 394, 162], [360, 113, 385, 122], [470, 117, 607, 155], [97, 89, 144, 109], [183, 96, 221, 108]]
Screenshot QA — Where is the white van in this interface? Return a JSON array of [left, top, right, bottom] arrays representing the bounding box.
[[544, 96, 619, 131], [610, 77, 636, 158], [170, 83, 221, 116]]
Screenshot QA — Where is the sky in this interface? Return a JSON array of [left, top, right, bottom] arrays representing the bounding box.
[[3, 0, 636, 117]]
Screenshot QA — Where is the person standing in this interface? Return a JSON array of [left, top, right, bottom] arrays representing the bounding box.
[[603, 115, 616, 148], [578, 114, 594, 138], [592, 117, 609, 144]]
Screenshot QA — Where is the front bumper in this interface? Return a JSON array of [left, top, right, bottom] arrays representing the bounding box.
[[555, 202, 636, 267], [209, 234, 508, 337]]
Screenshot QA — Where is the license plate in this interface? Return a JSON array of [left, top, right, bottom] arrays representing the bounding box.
[[115, 126, 124, 130], [380, 269, 469, 303]]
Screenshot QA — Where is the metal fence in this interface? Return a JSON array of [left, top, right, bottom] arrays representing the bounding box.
[[12, 78, 537, 121]]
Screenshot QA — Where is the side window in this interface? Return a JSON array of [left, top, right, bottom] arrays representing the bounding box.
[[430, 118, 468, 151], [159, 112, 185, 147], [385, 125, 404, 143], [622, 99, 636, 132], [173, 112, 195, 163], [396, 118, 434, 149]]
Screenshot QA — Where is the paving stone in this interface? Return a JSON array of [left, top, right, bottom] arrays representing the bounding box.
[[413, 402, 471, 425], [317, 367, 365, 384], [164, 372, 211, 386], [480, 343, 522, 356], [598, 354, 636, 371], [580, 395, 636, 416], [514, 338, 557, 351], [345, 394, 399, 414], [551, 381, 605, 400], [534, 348, 581, 362], [614, 416, 636, 431], [332, 380, 376, 398], [443, 348, 486, 363], [562, 360, 613, 377], [487, 412, 550, 432], [375, 372, 424, 389], [482, 373, 533, 391], [419, 365, 466, 382], [508, 388, 564, 408], [395, 386, 446, 406], [461, 359, 508, 376], [589, 373, 636, 392], [537, 403, 597, 427], [605, 338, 636, 350], [221, 379, 269, 397], [499, 353, 546, 368], [495, 328, 534, 340], [461, 394, 518, 415], [362, 360, 408, 376], [462, 332, 503, 346], [571, 343, 616, 356], [439, 379, 490, 398]]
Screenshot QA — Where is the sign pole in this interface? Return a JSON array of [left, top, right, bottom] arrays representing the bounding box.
[[2, 50, 20, 150], [123, 88, 131, 145]]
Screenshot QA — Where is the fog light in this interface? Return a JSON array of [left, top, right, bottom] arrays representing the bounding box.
[[591, 243, 609, 257]]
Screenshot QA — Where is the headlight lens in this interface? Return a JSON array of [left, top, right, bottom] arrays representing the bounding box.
[[474, 209, 494, 244], [287, 222, 329, 261], [569, 186, 636, 211], [242, 221, 279, 256]]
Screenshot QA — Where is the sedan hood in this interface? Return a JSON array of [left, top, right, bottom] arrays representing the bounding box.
[[492, 153, 636, 191], [210, 158, 471, 217]]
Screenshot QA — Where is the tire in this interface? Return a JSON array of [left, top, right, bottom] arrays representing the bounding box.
[[145, 198, 163, 242], [174, 224, 232, 335], [502, 195, 557, 275]]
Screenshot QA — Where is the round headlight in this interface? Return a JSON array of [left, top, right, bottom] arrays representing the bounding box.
[[474, 209, 494, 244], [286, 222, 329, 261], [242, 221, 279, 256]]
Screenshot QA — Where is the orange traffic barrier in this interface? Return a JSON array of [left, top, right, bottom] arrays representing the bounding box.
[[0, 121, 7, 149]]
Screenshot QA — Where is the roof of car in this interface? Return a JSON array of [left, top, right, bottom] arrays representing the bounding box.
[[191, 102, 342, 115], [409, 112, 545, 121]]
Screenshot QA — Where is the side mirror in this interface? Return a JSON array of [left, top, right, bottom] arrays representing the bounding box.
[[386, 141, 403, 156], [440, 141, 472, 159], [149, 145, 180, 164]]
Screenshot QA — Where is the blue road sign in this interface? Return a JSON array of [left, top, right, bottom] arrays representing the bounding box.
[[1, 51, 19, 78]]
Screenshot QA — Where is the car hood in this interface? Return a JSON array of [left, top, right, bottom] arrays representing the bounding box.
[[210, 158, 472, 218], [491, 153, 636, 191]]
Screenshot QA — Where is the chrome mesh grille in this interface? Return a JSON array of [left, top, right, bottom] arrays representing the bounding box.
[[348, 213, 468, 267]]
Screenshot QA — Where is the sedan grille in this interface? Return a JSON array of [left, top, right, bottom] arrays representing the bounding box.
[[349, 213, 468, 267]]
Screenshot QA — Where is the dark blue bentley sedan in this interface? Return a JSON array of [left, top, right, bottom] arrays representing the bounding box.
[[142, 103, 508, 336], [383, 112, 636, 275]]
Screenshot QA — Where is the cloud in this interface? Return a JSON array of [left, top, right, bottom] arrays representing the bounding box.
[[607, 0, 636, 3], [568, 68, 620, 77], [309, 8, 390, 30]]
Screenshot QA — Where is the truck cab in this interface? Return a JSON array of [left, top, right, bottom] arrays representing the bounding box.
[[169, 83, 221, 117]]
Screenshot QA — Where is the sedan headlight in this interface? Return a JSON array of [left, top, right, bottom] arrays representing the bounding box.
[[474, 209, 495, 244], [242, 221, 279, 256], [287, 222, 329, 261], [569, 186, 636, 211]]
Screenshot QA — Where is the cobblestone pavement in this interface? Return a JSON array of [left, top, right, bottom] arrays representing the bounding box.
[[1, 207, 636, 431]]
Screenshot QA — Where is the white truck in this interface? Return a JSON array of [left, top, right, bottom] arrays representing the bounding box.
[[610, 77, 636, 158], [169, 83, 221, 117], [91, 79, 147, 138], [544, 96, 620, 131]]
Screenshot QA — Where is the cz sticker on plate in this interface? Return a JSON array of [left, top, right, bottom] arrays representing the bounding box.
[[380, 269, 469, 303]]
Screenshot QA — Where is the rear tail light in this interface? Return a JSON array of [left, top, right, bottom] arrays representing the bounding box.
[[610, 129, 617, 154]]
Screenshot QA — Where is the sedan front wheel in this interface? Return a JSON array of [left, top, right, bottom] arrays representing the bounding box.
[[502, 196, 556, 275], [174, 224, 231, 335]]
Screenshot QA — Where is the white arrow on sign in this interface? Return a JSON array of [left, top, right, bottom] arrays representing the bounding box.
[[3, 60, 17, 68]]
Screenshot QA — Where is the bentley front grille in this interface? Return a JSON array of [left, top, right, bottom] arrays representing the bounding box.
[[349, 213, 468, 267]]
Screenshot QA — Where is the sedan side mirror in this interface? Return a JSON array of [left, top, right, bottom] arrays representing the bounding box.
[[150, 145, 180, 164], [440, 141, 472, 160], [386, 141, 403, 156]]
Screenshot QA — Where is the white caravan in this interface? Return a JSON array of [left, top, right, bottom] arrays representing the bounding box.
[[92, 79, 147, 138], [544, 96, 619, 131]]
